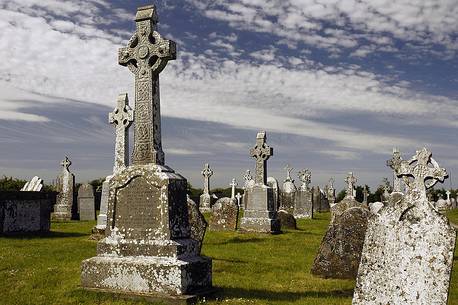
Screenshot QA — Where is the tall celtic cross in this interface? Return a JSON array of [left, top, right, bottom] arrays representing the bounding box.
[[119, 5, 176, 165], [109, 93, 134, 173], [61, 156, 71, 172], [345, 172, 357, 198], [387, 147, 403, 192], [284, 164, 294, 182], [201, 163, 213, 195], [249, 131, 273, 185], [298, 169, 311, 190], [394, 147, 447, 201]]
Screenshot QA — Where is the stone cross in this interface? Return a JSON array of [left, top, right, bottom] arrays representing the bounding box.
[[298, 169, 311, 191], [284, 164, 294, 182], [230, 178, 238, 199], [109, 93, 134, 173], [249, 131, 273, 185], [243, 170, 253, 188], [387, 148, 403, 192], [446, 190, 451, 203], [235, 192, 242, 206], [363, 186, 368, 204], [118, 5, 176, 165], [61, 156, 71, 172], [201, 163, 213, 195], [345, 172, 357, 198], [394, 147, 448, 201]]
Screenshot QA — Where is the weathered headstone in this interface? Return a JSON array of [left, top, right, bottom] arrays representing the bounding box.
[[362, 185, 368, 205], [78, 183, 95, 221], [93, 176, 111, 235], [280, 164, 297, 214], [242, 170, 254, 210], [51, 156, 75, 221], [326, 178, 336, 207], [81, 6, 212, 301], [353, 148, 456, 305], [20, 176, 43, 192], [277, 210, 297, 230], [199, 163, 213, 212], [267, 176, 279, 210], [294, 169, 313, 219], [187, 195, 207, 254], [235, 192, 242, 207], [209, 197, 238, 231], [229, 178, 237, 199], [240, 131, 280, 233], [387, 147, 403, 193], [436, 194, 451, 212]]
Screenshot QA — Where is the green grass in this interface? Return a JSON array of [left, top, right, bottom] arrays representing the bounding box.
[[0, 211, 457, 305]]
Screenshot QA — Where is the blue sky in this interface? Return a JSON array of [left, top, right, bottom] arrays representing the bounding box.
[[0, 0, 457, 191]]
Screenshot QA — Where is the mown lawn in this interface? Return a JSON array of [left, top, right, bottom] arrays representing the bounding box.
[[0, 210, 457, 305]]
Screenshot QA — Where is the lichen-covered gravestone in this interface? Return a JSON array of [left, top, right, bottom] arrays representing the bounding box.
[[240, 131, 280, 233], [209, 197, 238, 231], [187, 195, 207, 254], [279, 164, 297, 214], [294, 169, 313, 219], [199, 163, 213, 212], [353, 148, 456, 305], [266, 177, 279, 210], [311, 172, 369, 279], [78, 183, 95, 221], [51, 156, 75, 221], [277, 210, 297, 230], [81, 5, 212, 302]]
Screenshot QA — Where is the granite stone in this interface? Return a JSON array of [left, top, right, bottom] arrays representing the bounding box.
[[277, 210, 297, 230], [78, 183, 95, 221], [187, 195, 207, 254], [209, 197, 238, 231]]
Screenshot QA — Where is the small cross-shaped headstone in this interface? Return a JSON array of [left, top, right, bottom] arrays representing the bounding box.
[[230, 178, 238, 199], [446, 190, 451, 202], [345, 172, 357, 198], [61, 156, 71, 172], [387, 148, 403, 192], [298, 169, 311, 191], [201, 163, 213, 195], [363, 185, 368, 204], [249, 131, 273, 185], [109, 93, 134, 173], [284, 164, 294, 182], [235, 192, 242, 207]]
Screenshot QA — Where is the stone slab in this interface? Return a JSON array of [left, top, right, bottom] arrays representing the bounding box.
[[187, 196, 207, 254], [294, 189, 313, 219], [277, 210, 296, 230], [209, 197, 238, 231]]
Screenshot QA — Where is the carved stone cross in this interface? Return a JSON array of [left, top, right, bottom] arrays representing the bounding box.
[[249, 131, 273, 185], [118, 5, 176, 165], [230, 178, 238, 199], [298, 169, 311, 191], [235, 192, 242, 206], [109, 93, 134, 173], [387, 148, 403, 192], [446, 190, 451, 202], [284, 164, 294, 182], [345, 172, 357, 198], [61, 156, 71, 172], [201, 163, 213, 195]]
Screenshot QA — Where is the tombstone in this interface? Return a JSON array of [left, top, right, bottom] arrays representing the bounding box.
[[92, 176, 111, 235], [353, 148, 456, 305], [387, 147, 403, 193], [199, 163, 213, 212], [326, 178, 336, 206], [294, 169, 313, 219], [279, 164, 296, 213], [242, 170, 255, 210], [209, 197, 238, 231], [20, 176, 43, 192], [312, 185, 329, 212], [187, 195, 207, 254], [51, 156, 75, 221], [78, 183, 95, 221], [267, 177, 279, 211], [436, 194, 451, 212], [312, 171, 369, 279], [81, 6, 212, 301], [451, 197, 457, 209], [229, 178, 237, 199], [277, 210, 297, 230], [240, 131, 280, 233], [362, 185, 368, 205], [235, 192, 242, 207], [368, 201, 384, 214]]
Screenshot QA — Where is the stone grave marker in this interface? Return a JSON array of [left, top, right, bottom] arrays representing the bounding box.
[[387, 147, 403, 193], [199, 163, 213, 212], [277, 210, 297, 230], [81, 5, 212, 301], [20, 176, 43, 192], [362, 185, 368, 205], [326, 178, 336, 207], [187, 195, 207, 254], [229, 178, 237, 199], [294, 168, 313, 219], [279, 164, 297, 214], [267, 176, 279, 210], [242, 170, 254, 210], [209, 197, 238, 231], [51, 156, 75, 221], [353, 148, 456, 305], [78, 183, 95, 221], [235, 192, 242, 207]]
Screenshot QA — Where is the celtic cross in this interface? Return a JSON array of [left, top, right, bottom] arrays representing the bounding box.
[[298, 169, 311, 191], [61, 156, 71, 172], [235, 192, 242, 206], [387, 148, 403, 192], [345, 172, 357, 198], [119, 5, 176, 165], [201, 163, 213, 195], [109, 93, 134, 173], [230, 178, 238, 199], [249, 131, 273, 185]]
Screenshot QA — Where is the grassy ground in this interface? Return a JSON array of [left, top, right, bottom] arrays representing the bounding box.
[[0, 211, 457, 305]]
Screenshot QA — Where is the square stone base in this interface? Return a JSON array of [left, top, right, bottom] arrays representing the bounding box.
[[81, 255, 212, 297], [239, 210, 280, 233]]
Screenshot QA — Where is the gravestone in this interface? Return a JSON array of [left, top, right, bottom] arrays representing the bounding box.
[[362, 185, 368, 205], [294, 169, 313, 219], [20, 176, 43, 192], [187, 195, 207, 254], [267, 177, 279, 211], [93, 176, 111, 235], [81, 5, 212, 301], [242, 170, 255, 210], [199, 163, 213, 212], [313, 185, 329, 212], [387, 147, 403, 193], [279, 164, 297, 214], [235, 192, 242, 207], [78, 183, 95, 221], [436, 194, 451, 212], [277, 210, 297, 230], [326, 178, 336, 207], [51, 156, 75, 221], [209, 197, 238, 231], [240, 131, 280, 233], [229, 178, 237, 199], [353, 148, 456, 305], [312, 171, 369, 279]]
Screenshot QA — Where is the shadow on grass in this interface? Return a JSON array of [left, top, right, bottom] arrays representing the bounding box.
[[216, 286, 354, 301], [213, 257, 248, 264], [0, 231, 88, 239], [206, 237, 265, 245]]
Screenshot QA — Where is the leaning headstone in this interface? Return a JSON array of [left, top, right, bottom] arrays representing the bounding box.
[[187, 195, 207, 254], [78, 183, 95, 221], [267, 176, 279, 211], [240, 131, 280, 233], [280, 164, 297, 214], [81, 5, 212, 301], [199, 163, 213, 212], [51, 156, 75, 221], [209, 197, 238, 231], [277, 210, 297, 230], [294, 169, 313, 219], [20, 176, 43, 192], [353, 148, 456, 305]]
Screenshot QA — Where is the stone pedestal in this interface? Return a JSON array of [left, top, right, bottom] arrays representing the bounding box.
[[81, 165, 212, 298], [199, 193, 211, 213], [294, 189, 313, 219], [239, 185, 280, 233]]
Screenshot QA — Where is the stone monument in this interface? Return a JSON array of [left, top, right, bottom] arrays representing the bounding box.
[[242, 170, 254, 210], [266, 177, 279, 210], [353, 148, 456, 305], [209, 197, 239, 231], [240, 131, 280, 233], [279, 164, 297, 214], [199, 163, 213, 212], [387, 147, 403, 193], [186, 195, 207, 255], [20, 176, 43, 192], [326, 178, 336, 206], [294, 168, 313, 219], [229, 178, 237, 199], [81, 5, 212, 301], [51, 156, 75, 221], [362, 185, 368, 205], [78, 183, 95, 221], [235, 192, 242, 207]]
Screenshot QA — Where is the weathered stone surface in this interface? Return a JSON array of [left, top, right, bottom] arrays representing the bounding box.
[[199, 163, 213, 212], [266, 177, 279, 210], [187, 195, 207, 254], [353, 148, 456, 305], [52, 156, 75, 221], [326, 178, 336, 206], [20, 176, 43, 192], [209, 197, 238, 231], [277, 210, 297, 230], [311, 206, 370, 279], [93, 176, 111, 234], [280, 165, 296, 214], [368, 201, 383, 214], [436, 194, 451, 212], [78, 183, 95, 221], [312, 186, 330, 212], [294, 172, 313, 219], [330, 196, 362, 222]]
